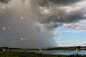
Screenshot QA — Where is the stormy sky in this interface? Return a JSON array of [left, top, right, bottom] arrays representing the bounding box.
[[0, 0, 86, 48]]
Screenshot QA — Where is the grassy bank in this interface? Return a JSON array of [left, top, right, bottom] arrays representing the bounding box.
[[0, 51, 85, 57]]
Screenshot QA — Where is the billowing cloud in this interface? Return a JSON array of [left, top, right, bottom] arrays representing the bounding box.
[[38, 0, 81, 6], [31, 0, 86, 29]]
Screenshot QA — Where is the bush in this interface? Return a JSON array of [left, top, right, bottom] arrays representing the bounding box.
[[0, 47, 3, 51]]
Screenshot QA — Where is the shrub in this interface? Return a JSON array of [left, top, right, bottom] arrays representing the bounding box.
[[0, 47, 3, 51]]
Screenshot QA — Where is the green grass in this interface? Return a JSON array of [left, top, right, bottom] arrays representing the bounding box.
[[0, 51, 85, 57]]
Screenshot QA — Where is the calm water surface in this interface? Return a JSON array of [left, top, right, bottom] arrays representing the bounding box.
[[12, 50, 86, 55], [28, 50, 86, 55]]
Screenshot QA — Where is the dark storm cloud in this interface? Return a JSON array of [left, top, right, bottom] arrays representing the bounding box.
[[0, 0, 11, 3], [49, 9, 86, 23], [39, 0, 82, 6], [48, 0, 81, 5], [31, 0, 86, 29], [44, 22, 63, 29]]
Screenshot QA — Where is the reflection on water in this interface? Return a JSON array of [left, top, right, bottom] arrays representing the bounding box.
[[53, 50, 86, 55], [29, 50, 86, 55]]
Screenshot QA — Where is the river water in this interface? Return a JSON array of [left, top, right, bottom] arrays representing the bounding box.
[[29, 50, 86, 55], [12, 50, 86, 55]]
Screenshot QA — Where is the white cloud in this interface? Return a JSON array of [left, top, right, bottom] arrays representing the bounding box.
[[79, 20, 86, 24], [62, 23, 86, 30]]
